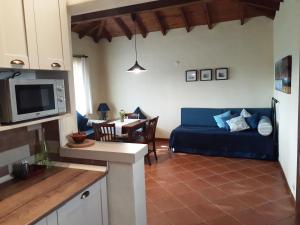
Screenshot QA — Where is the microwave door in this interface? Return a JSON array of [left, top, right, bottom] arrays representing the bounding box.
[[10, 82, 58, 122]]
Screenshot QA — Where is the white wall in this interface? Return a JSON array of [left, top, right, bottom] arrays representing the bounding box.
[[273, 0, 300, 198], [72, 32, 108, 119], [95, 17, 274, 137]]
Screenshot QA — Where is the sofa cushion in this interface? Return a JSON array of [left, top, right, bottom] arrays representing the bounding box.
[[246, 113, 259, 129], [240, 109, 252, 118], [213, 111, 231, 128], [77, 111, 88, 131], [222, 114, 239, 131], [181, 108, 224, 127], [227, 116, 250, 132]]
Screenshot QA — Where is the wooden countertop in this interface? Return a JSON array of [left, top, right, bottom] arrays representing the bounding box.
[[0, 167, 106, 225]]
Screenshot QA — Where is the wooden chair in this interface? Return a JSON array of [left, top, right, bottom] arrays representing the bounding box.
[[93, 123, 117, 142], [133, 117, 159, 165]]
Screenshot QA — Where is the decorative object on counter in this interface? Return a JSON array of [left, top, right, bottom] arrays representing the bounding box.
[[71, 132, 87, 143], [35, 128, 52, 168], [186, 70, 197, 82], [119, 109, 126, 122], [127, 13, 147, 74], [12, 160, 46, 179], [98, 103, 110, 120], [215, 68, 229, 80], [67, 138, 95, 148], [275, 55, 292, 94], [200, 69, 213, 81]]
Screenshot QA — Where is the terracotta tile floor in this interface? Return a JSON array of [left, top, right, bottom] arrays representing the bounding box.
[[145, 141, 297, 225]]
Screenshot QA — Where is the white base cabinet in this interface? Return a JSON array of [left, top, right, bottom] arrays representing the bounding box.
[[34, 177, 108, 225]]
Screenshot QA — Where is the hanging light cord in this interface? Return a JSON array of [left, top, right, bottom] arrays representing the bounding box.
[[134, 17, 138, 62]]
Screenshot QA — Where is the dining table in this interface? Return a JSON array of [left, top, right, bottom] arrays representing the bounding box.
[[109, 119, 147, 142]]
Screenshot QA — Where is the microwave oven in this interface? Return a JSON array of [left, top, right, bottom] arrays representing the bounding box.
[[0, 79, 66, 124]]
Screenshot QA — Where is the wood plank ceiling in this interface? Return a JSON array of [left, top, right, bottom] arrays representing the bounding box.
[[71, 0, 283, 43]]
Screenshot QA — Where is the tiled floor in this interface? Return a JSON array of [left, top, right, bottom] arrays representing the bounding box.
[[145, 141, 297, 225]]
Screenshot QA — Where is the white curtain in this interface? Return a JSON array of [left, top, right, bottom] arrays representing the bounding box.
[[72, 57, 93, 115]]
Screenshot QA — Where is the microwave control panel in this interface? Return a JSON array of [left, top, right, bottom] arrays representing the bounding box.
[[55, 80, 67, 114]]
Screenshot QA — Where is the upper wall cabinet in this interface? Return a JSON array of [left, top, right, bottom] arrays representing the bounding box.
[[0, 0, 71, 71], [32, 0, 65, 70], [0, 0, 30, 69]]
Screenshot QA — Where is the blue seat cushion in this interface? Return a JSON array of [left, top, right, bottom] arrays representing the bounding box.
[[77, 111, 89, 131], [245, 113, 259, 129], [134, 107, 147, 119]]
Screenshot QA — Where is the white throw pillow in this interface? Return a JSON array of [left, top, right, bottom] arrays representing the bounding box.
[[240, 109, 252, 118], [226, 116, 250, 132]]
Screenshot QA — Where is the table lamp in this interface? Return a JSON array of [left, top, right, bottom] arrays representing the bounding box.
[[98, 103, 110, 120]]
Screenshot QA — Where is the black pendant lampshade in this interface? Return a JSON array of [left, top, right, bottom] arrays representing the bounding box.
[[127, 14, 147, 73]]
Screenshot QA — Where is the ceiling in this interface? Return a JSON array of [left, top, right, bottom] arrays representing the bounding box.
[[71, 0, 283, 43]]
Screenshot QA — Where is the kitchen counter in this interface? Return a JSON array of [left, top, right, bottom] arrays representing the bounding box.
[[60, 141, 148, 225], [0, 166, 106, 225], [60, 141, 148, 163]]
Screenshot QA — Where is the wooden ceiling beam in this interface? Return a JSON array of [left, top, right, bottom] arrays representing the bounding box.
[[78, 22, 98, 39], [179, 7, 191, 32], [154, 11, 167, 35], [114, 17, 132, 40], [133, 13, 148, 38], [94, 20, 107, 43], [72, 0, 209, 24], [103, 28, 112, 42], [240, 0, 280, 11], [202, 3, 212, 29]]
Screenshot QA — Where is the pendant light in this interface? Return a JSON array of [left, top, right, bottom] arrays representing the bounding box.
[[127, 14, 147, 73]]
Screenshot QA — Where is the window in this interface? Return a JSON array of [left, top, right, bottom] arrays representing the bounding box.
[[72, 57, 92, 115]]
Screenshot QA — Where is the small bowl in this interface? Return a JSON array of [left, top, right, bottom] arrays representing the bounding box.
[[71, 132, 87, 144]]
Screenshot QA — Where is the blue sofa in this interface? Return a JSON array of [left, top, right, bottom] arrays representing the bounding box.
[[169, 108, 277, 161]]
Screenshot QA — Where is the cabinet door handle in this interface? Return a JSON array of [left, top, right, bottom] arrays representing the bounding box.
[[10, 59, 25, 65], [81, 191, 90, 199], [51, 62, 61, 68]]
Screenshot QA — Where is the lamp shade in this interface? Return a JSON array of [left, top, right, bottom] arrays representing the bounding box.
[[127, 61, 147, 73], [97, 103, 110, 112]]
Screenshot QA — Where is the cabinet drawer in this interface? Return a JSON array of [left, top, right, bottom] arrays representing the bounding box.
[[57, 180, 103, 225]]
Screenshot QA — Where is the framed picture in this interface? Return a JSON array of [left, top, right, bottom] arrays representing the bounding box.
[[275, 55, 292, 94], [185, 70, 198, 82], [200, 69, 213, 81], [215, 68, 229, 80]]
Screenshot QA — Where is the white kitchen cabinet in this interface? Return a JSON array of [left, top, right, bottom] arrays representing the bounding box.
[[0, 0, 71, 71], [0, 0, 30, 69], [32, 0, 65, 70], [57, 178, 105, 225], [35, 211, 58, 225], [35, 218, 47, 225], [34, 178, 108, 225]]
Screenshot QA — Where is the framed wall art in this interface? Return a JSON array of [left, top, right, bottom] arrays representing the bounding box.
[[215, 68, 229, 80], [185, 70, 198, 82]]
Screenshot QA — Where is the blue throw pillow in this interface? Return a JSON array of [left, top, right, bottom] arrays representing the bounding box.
[[246, 113, 259, 129], [222, 114, 239, 131], [213, 111, 231, 128], [134, 107, 147, 119], [77, 111, 88, 131]]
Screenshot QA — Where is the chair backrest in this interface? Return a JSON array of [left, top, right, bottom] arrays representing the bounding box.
[[144, 117, 159, 142], [125, 113, 140, 119], [93, 123, 117, 142]]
